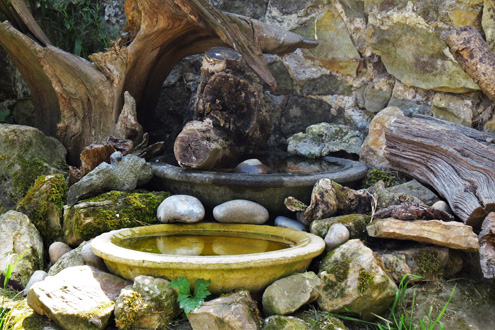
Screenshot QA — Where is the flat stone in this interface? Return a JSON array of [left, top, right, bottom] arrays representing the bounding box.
[[157, 195, 205, 223], [188, 291, 260, 330], [324, 223, 350, 250], [213, 200, 269, 224], [367, 218, 480, 251], [274, 216, 306, 231], [262, 272, 321, 316], [48, 242, 72, 265], [27, 265, 131, 330]]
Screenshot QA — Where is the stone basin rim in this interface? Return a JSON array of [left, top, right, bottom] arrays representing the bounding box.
[[150, 156, 367, 187], [91, 223, 325, 269]]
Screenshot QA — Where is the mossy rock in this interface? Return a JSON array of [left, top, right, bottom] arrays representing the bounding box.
[[294, 310, 348, 330], [4, 299, 63, 330], [63, 190, 170, 246], [362, 169, 402, 188], [16, 174, 68, 247], [310, 214, 371, 240]]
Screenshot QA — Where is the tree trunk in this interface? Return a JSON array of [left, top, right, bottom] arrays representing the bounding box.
[[0, 0, 317, 165], [174, 47, 270, 169], [385, 116, 495, 228]]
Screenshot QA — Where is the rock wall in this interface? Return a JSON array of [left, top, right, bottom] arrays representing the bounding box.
[[2, 0, 495, 153]]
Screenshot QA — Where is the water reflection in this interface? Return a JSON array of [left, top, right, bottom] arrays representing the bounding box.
[[156, 236, 205, 255], [212, 237, 269, 255]]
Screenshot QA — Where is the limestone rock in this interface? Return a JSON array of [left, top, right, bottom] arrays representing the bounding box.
[[432, 92, 476, 127], [0, 210, 44, 286], [157, 195, 205, 224], [27, 266, 131, 330], [188, 290, 260, 330], [360, 107, 404, 170], [0, 124, 67, 211], [479, 212, 495, 278], [262, 272, 321, 316], [369, 180, 425, 210], [213, 200, 269, 224], [324, 224, 350, 250], [48, 242, 72, 265], [274, 216, 306, 231], [114, 275, 180, 330], [63, 190, 168, 246], [367, 218, 480, 251], [287, 123, 363, 158], [263, 315, 311, 330], [310, 214, 371, 240], [386, 180, 439, 206], [317, 239, 397, 320], [364, 87, 392, 113], [483, 0, 495, 53], [67, 151, 153, 205]]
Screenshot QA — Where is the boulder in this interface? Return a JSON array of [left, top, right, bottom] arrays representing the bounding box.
[[317, 239, 397, 320], [63, 190, 168, 246], [157, 195, 205, 224], [310, 214, 372, 240], [287, 123, 363, 158], [262, 272, 321, 316], [27, 266, 131, 330], [367, 218, 480, 251], [0, 124, 67, 211], [360, 107, 404, 170], [114, 275, 180, 329], [0, 210, 44, 286], [67, 151, 153, 205], [16, 174, 68, 247], [188, 290, 260, 330]]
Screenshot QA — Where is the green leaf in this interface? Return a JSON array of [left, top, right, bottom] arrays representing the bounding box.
[[169, 277, 191, 296], [168, 277, 211, 315], [193, 278, 211, 300]]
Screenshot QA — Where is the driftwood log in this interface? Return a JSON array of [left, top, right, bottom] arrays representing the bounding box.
[[385, 116, 495, 228], [441, 26, 495, 100], [174, 47, 270, 169], [0, 0, 317, 164]]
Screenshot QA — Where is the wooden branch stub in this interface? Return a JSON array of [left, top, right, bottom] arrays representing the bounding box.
[[441, 26, 495, 100], [385, 116, 495, 228]]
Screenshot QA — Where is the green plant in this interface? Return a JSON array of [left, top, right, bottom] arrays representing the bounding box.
[[1, 249, 30, 329], [168, 277, 211, 315], [331, 274, 456, 330], [32, 0, 113, 58]]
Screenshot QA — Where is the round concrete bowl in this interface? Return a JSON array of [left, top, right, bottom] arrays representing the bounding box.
[[91, 223, 325, 295], [150, 156, 367, 215]]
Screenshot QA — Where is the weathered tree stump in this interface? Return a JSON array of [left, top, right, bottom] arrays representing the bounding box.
[[174, 47, 270, 169], [385, 116, 495, 228]]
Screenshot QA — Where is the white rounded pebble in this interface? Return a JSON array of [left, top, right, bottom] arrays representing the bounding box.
[[431, 200, 452, 214], [324, 223, 350, 250], [157, 195, 205, 223], [48, 241, 72, 265], [213, 199, 269, 224]]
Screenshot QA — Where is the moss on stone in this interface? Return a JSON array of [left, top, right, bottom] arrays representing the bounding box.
[[362, 168, 402, 188], [11, 157, 46, 200], [311, 214, 371, 239], [414, 250, 442, 279], [115, 291, 148, 330], [357, 270, 374, 294]]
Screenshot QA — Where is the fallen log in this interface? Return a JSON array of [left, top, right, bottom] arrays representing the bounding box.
[[385, 116, 495, 228], [174, 47, 270, 169]]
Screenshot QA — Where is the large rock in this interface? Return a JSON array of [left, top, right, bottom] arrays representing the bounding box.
[[3, 299, 63, 330], [27, 266, 131, 330], [157, 195, 205, 224], [479, 212, 495, 279], [367, 218, 480, 251], [0, 210, 44, 286], [317, 239, 397, 320], [287, 123, 363, 157], [262, 272, 321, 316], [0, 124, 68, 211], [188, 290, 260, 330], [67, 151, 153, 205], [16, 174, 68, 247], [63, 190, 169, 246], [360, 107, 404, 169], [114, 275, 180, 330]]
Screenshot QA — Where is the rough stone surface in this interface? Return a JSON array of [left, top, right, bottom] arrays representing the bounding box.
[[48, 242, 72, 265], [67, 151, 153, 205], [27, 266, 131, 330], [369, 180, 425, 210], [22, 270, 48, 296], [274, 216, 306, 231], [81, 242, 107, 271], [310, 214, 371, 240], [317, 239, 397, 320], [360, 107, 404, 169], [386, 180, 439, 206], [432, 92, 476, 127], [213, 200, 269, 224], [47, 242, 88, 276], [479, 212, 495, 279], [263, 315, 311, 329], [188, 290, 260, 330], [367, 218, 480, 251], [63, 190, 168, 246], [324, 223, 350, 250], [0, 124, 68, 211], [0, 210, 44, 286], [114, 275, 180, 330], [3, 299, 64, 330], [287, 123, 363, 157], [262, 272, 321, 316], [157, 195, 205, 224]]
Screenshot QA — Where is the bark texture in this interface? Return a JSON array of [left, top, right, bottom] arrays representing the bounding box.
[[385, 116, 495, 228]]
